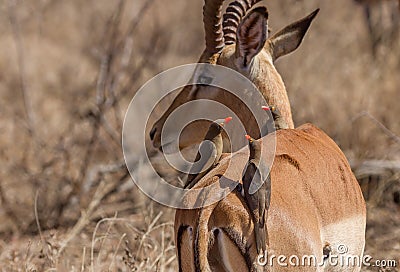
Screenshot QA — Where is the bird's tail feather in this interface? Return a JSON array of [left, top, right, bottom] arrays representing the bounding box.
[[254, 221, 267, 255]]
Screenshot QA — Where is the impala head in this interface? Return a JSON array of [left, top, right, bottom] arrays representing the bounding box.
[[150, 0, 319, 152]]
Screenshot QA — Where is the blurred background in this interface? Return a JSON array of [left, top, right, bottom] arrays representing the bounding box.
[[0, 0, 399, 271]]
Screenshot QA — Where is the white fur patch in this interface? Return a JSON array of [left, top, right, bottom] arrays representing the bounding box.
[[321, 215, 366, 272], [216, 228, 236, 272]]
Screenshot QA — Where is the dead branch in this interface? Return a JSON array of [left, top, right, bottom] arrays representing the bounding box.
[[0, 182, 22, 232], [85, 160, 127, 191], [368, 172, 400, 206], [7, 0, 36, 137], [116, 0, 157, 51], [351, 159, 400, 178], [57, 171, 130, 256], [351, 111, 400, 146]]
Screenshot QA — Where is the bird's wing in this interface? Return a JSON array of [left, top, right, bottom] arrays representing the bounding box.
[[258, 189, 266, 225], [241, 161, 250, 183], [243, 162, 267, 255], [190, 140, 216, 174], [258, 162, 270, 184], [275, 116, 289, 130], [264, 166, 272, 211], [242, 162, 258, 215], [259, 171, 272, 226], [184, 141, 217, 189], [248, 160, 271, 194], [248, 162, 263, 195]]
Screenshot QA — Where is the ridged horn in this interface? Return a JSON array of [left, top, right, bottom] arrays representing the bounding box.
[[203, 0, 226, 57], [223, 0, 262, 45]]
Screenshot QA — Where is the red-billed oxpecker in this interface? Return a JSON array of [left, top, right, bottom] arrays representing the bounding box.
[[242, 135, 271, 258], [262, 105, 289, 131], [184, 117, 232, 189]]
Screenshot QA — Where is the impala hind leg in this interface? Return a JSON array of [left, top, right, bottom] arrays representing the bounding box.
[[208, 228, 250, 272], [177, 226, 195, 272]]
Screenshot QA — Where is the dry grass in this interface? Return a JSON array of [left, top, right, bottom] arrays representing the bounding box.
[[0, 204, 177, 271], [0, 0, 399, 270]]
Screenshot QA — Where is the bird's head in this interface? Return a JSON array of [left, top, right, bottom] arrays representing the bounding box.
[[245, 134, 261, 159], [211, 116, 233, 132], [245, 134, 255, 143], [262, 105, 280, 119], [245, 134, 257, 150]]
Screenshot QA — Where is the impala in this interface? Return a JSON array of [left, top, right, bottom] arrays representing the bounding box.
[[147, 0, 366, 271]]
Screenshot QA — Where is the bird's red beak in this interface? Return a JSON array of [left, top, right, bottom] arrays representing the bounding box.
[[224, 117, 233, 124], [262, 106, 270, 111], [245, 134, 251, 140]]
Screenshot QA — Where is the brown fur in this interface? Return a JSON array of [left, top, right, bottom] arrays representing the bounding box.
[[175, 124, 366, 271], [276, 154, 301, 171]]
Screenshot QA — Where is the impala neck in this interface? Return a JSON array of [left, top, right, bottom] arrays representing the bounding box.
[[248, 54, 294, 129]]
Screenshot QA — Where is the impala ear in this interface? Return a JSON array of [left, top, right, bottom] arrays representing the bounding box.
[[267, 8, 319, 62], [235, 7, 269, 69]]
